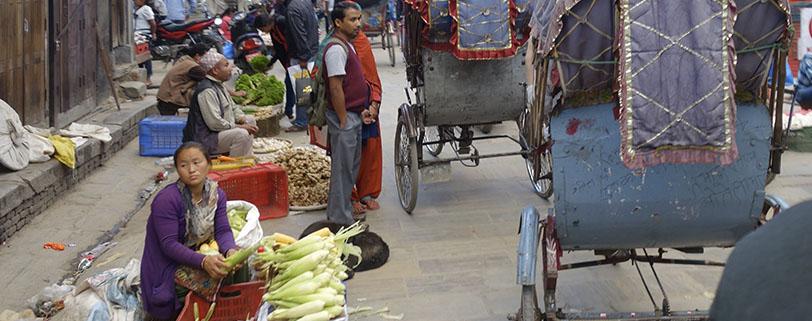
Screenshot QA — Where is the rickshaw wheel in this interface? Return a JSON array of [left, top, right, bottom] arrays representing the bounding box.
[[423, 126, 444, 157], [526, 148, 553, 199], [395, 114, 419, 213]]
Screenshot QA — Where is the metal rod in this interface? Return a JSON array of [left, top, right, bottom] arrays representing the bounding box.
[[772, 51, 787, 174], [558, 256, 726, 271], [785, 90, 797, 140], [556, 310, 708, 321], [559, 257, 629, 270], [768, 54, 779, 120], [633, 259, 660, 312], [419, 150, 529, 166], [421, 134, 522, 146], [643, 249, 670, 315], [630, 256, 726, 267]]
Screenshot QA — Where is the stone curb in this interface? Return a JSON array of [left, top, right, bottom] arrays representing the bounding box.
[[0, 98, 158, 243]]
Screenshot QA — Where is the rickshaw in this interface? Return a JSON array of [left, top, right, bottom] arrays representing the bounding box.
[[513, 0, 792, 320], [359, 0, 398, 66], [394, 0, 545, 213]]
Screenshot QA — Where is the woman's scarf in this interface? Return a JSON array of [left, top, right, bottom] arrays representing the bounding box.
[[177, 179, 219, 247]]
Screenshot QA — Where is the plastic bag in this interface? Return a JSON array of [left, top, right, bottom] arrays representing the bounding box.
[[287, 63, 315, 105], [0, 99, 30, 171], [223, 41, 235, 59], [227, 200, 263, 248], [27, 284, 75, 311]]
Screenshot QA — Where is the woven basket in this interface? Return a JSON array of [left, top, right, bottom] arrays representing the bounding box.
[[250, 103, 284, 138]]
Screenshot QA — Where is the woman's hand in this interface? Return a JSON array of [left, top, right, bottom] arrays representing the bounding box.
[[201, 254, 230, 279]]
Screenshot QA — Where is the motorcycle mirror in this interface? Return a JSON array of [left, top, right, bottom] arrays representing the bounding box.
[[215, 18, 223, 26]]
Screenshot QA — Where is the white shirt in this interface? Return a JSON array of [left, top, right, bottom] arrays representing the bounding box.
[[134, 5, 155, 32]]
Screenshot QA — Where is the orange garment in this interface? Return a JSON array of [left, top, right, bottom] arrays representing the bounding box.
[[353, 32, 382, 102], [353, 135, 383, 201], [352, 31, 383, 201]]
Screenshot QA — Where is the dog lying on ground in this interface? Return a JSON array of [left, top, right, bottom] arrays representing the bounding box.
[[299, 221, 389, 279]]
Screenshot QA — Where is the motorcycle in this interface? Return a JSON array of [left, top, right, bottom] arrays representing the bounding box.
[[230, 10, 272, 73], [151, 17, 226, 62]]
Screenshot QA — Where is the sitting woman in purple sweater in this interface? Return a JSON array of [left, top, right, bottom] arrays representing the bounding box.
[[140, 142, 242, 321]]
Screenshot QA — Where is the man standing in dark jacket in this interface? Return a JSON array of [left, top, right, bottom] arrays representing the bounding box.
[[283, 0, 320, 131]]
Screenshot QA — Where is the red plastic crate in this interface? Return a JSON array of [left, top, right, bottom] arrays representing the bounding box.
[[176, 281, 265, 321], [208, 163, 289, 220]]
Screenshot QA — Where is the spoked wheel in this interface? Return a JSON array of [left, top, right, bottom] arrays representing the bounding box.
[[423, 126, 444, 157], [526, 147, 553, 199], [759, 195, 789, 226], [395, 113, 419, 213], [520, 110, 553, 199]]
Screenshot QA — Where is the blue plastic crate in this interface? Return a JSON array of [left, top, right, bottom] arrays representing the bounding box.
[[139, 116, 186, 156]]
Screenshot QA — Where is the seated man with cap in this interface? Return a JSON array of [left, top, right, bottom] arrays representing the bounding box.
[[183, 49, 259, 157]]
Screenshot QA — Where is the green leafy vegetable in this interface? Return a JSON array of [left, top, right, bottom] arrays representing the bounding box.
[[249, 55, 272, 73], [233, 74, 285, 106]]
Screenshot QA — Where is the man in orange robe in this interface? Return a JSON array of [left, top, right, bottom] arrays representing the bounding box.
[[351, 30, 383, 213]]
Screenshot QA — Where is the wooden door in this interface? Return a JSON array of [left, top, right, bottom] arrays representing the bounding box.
[[50, 0, 97, 128], [0, 0, 48, 126], [110, 0, 130, 48]]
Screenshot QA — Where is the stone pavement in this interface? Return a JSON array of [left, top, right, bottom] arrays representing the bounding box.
[[2, 49, 812, 321]]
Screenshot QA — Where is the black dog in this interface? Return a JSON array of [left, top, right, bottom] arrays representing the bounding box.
[[299, 221, 390, 278]]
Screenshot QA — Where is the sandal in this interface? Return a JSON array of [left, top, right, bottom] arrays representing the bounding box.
[[285, 125, 307, 132], [362, 199, 380, 211], [352, 201, 367, 215]]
